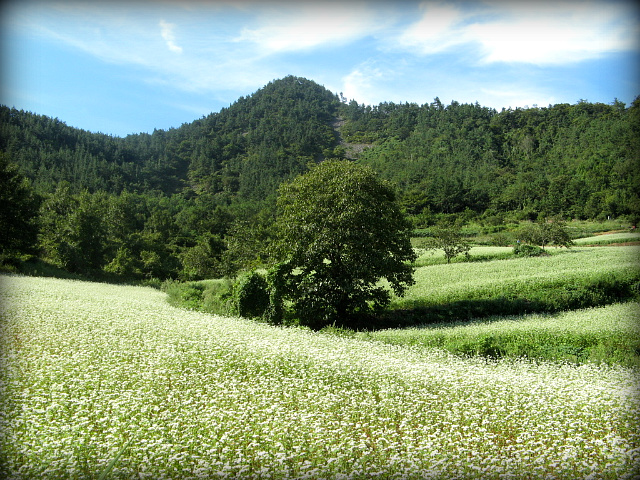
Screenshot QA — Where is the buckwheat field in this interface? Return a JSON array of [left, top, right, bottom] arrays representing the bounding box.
[[1, 274, 639, 479]]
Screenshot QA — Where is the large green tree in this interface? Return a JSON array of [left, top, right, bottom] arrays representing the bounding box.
[[270, 160, 416, 328]]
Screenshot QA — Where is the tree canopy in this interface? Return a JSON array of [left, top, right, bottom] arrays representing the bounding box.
[[0, 153, 39, 257], [270, 160, 416, 328], [1, 75, 638, 280]]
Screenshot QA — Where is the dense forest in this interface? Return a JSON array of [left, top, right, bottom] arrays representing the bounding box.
[[1, 75, 638, 280]]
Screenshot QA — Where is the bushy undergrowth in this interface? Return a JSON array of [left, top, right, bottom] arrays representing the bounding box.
[[234, 271, 270, 318], [163, 273, 271, 319], [512, 243, 545, 257]]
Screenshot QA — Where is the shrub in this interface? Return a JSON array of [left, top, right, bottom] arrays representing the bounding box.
[[517, 218, 573, 249], [162, 280, 205, 310], [513, 244, 544, 257], [420, 221, 471, 263], [201, 279, 235, 316], [490, 231, 514, 247], [233, 271, 270, 319]]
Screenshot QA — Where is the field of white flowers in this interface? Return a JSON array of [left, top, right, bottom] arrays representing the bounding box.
[[401, 246, 639, 306], [573, 233, 640, 245], [1, 274, 639, 480], [357, 302, 640, 365]]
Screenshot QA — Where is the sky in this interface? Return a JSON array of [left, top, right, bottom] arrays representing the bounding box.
[[1, 0, 639, 137]]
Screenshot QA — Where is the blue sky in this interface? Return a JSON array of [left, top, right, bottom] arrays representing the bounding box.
[[1, 0, 639, 137]]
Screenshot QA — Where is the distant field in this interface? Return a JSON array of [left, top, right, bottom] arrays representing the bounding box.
[[413, 246, 513, 266], [395, 246, 639, 311], [573, 232, 640, 245], [356, 302, 640, 366], [1, 275, 639, 479]]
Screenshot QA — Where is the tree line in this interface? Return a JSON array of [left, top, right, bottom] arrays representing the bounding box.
[[1, 75, 638, 281]]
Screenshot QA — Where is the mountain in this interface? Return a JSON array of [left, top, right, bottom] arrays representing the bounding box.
[[1, 76, 639, 279], [2, 76, 638, 220], [0, 76, 340, 200]]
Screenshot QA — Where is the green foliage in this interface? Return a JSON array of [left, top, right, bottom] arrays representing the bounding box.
[[356, 98, 640, 220], [201, 279, 235, 316], [104, 246, 138, 277], [179, 234, 225, 281], [37, 186, 107, 274], [513, 244, 545, 257], [2, 78, 639, 282], [271, 160, 416, 328], [222, 209, 275, 276], [163, 274, 271, 319], [517, 218, 574, 249], [163, 281, 205, 311], [263, 261, 290, 325], [0, 153, 40, 257], [419, 219, 471, 263], [233, 271, 270, 319]]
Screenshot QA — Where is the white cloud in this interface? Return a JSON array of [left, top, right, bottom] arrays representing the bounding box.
[[468, 1, 638, 65], [159, 19, 183, 54], [397, 2, 467, 54], [341, 65, 385, 105], [337, 56, 569, 112], [6, 0, 638, 116], [398, 0, 639, 65], [234, 2, 382, 53]]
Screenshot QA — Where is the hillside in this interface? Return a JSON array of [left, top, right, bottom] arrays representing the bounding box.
[[2, 76, 639, 220], [0, 76, 340, 199], [1, 75, 639, 280]]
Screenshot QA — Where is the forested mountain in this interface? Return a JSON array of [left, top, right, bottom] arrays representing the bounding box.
[[1, 75, 638, 280], [349, 97, 639, 221], [0, 76, 339, 198]]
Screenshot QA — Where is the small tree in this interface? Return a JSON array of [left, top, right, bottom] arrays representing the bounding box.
[[270, 160, 416, 328], [518, 217, 573, 250], [421, 219, 471, 263]]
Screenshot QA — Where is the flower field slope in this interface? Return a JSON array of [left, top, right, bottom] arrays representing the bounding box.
[[1, 274, 640, 479], [573, 233, 640, 245], [395, 246, 639, 309], [358, 302, 640, 366]]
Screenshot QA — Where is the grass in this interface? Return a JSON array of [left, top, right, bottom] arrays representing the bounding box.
[[353, 302, 640, 367], [573, 232, 640, 245], [1, 274, 639, 479], [388, 246, 639, 324], [164, 244, 639, 330], [412, 246, 514, 267], [565, 219, 636, 238]]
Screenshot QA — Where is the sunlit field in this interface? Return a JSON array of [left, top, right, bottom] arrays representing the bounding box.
[[356, 302, 640, 366], [397, 246, 639, 308], [412, 246, 513, 266], [1, 275, 639, 479], [573, 233, 640, 245]]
